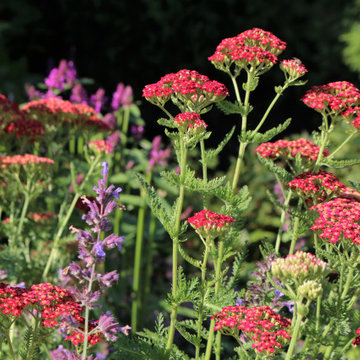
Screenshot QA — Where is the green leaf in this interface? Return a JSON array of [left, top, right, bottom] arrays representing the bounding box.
[[216, 100, 253, 116], [168, 267, 199, 305], [157, 117, 177, 128], [175, 321, 202, 346], [250, 118, 292, 143], [256, 154, 293, 183], [243, 76, 259, 92], [110, 173, 129, 183], [178, 244, 201, 268], [321, 158, 360, 168], [203, 126, 235, 161], [289, 79, 308, 87]]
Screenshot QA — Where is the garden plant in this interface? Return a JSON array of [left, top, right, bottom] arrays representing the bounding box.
[[1, 27, 360, 360]]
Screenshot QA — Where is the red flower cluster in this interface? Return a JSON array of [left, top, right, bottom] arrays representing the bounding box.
[[208, 28, 286, 71], [301, 81, 360, 113], [212, 305, 291, 354], [287, 170, 346, 204], [280, 59, 308, 78], [28, 211, 54, 223], [142, 69, 229, 108], [254, 138, 329, 162], [88, 139, 113, 153], [311, 197, 360, 245], [173, 112, 207, 130], [187, 210, 234, 230], [342, 106, 360, 129], [352, 327, 360, 346], [0, 94, 44, 138], [0, 154, 54, 168], [22, 98, 109, 130], [0, 282, 101, 346]]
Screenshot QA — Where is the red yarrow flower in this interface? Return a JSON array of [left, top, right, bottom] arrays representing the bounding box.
[[212, 305, 291, 354], [88, 139, 113, 154], [254, 138, 329, 163], [310, 197, 360, 246], [173, 112, 207, 131], [3, 117, 44, 138], [280, 59, 308, 79], [0, 154, 54, 168], [287, 170, 346, 204], [352, 327, 360, 346], [301, 81, 360, 113]]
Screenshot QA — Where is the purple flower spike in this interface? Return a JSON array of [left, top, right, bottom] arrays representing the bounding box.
[[103, 234, 125, 251], [275, 288, 284, 297], [93, 242, 106, 259], [90, 88, 107, 113], [103, 113, 117, 130], [111, 83, 133, 110], [71, 83, 88, 104], [98, 270, 119, 288], [101, 162, 109, 178], [98, 311, 121, 341]]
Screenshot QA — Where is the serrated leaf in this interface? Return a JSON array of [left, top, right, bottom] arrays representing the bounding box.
[[203, 126, 235, 161], [256, 154, 293, 183], [321, 158, 360, 168], [289, 79, 308, 87], [216, 100, 253, 116], [178, 244, 201, 268], [249, 118, 291, 143], [157, 117, 177, 128], [175, 321, 202, 346], [243, 76, 259, 92]]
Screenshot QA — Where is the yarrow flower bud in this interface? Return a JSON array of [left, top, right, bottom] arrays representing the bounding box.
[[173, 112, 207, 132], [187, 210, 234, 240], [212, 305, 291, 354], [310, 197, 360, 246], [271, 251, 329, 286], [287, 170, 346, 204], [280, 58, 307, 80], [297, 280, 323, 301], [254, 138, 329, 164]]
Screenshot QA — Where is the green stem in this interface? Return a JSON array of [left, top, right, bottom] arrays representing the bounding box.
[[26, 316, 40, 360], [5, 329, 16, 360], [315, 295, 321, 333], [231, 141, 247, 193], [252, 83, 288, 135], [195, 242, 211, 359], [42, 156, 100, 280], [131, 171, 152, 333], [275, 189, 292, 253], [285, 313, 303, 360], [200, 139, 209, 209], [341, 266, 354, 300], [313, 114, 330, 170], [326, 131, 356, 160], [204, 240, 224, 360], [289, 216, 300, 255], [165, 136, 187, 353]]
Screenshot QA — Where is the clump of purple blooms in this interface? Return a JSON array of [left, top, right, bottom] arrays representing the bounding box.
[[148, 135, 171, 171], [57, 162, 130, 359]]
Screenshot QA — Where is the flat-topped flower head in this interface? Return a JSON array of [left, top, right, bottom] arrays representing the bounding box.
[[301, 81, 360, 114], [271, 251, 329, 285], [88, 139, 113, 154], [209, 28, 286, 74], [341, 106, 360, 130], [212, 305, 291, 355], [187, 209, 234, 240], [2, 117, 44, 138], [280, 58, 307, 80], [287, 170, 346, 204], [143, 69, 228, 112], [254, 138, 329, 166], [0, 154, 54, 168], [310, 197, 360, 246], [22, 98, 110, 131]]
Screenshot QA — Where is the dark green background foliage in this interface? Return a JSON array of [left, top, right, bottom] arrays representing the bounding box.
[[1, 0, 359, 146]]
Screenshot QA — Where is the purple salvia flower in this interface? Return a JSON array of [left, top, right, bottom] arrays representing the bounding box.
[[90, 88, 107, 113], [111, 83, 133, 110], [70, 83, 88, 104], [106, 131, 121, 150], [45, 60, 77, 91], [103, 234, 125, 251], [148, 135, 171, 171], [102, 113, 117, 130], [130, 125, 144, 141], [236, 298, 246, 306], [25, 84, 42, 100], [119, 324, 131, 335], [98, 270, 119, 288], [97, 311, 121, 341], [92, 241, 106, 260]]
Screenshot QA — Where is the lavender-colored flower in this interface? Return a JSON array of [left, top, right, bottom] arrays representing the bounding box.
[[70, 83, 88, 104], [103, 234, 125, 251], [25, 84, 42, 100], [120, 325, 131, 335], [148, 136, 171, 171], [111, 83, 133, 110], [97, 311, 121, 341], [45, 60, 77, 91], [0, 269, 7, 280], [90, 88, 107, 113], [92, 241, 106, 261], [274, 182, 285, 205], [236, 298, 246, 306], [105, 131, 121, 151], [102, 113, 117, 130], [98, 270, 119, 288], [130, 125, 144, 141]]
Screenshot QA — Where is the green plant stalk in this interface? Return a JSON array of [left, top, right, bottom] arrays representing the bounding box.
[[5, 329, 16, 360], [285, 312, 303, 360], [313, 114, 330, 170], [341, 266, 354, 300], [131, 171, 152, 333], [326, 131, 356, 160], [204, 240, 224, 360], [275, 189, 292, 253], [77, 136, 84, 155], [195, 241, 211, 359], [82, 262, 97, 360], [315, 295, 321, 333], [165, 135, 187, 352], [234, 335, 249, 360], [69, 136, 76, 154], [200, 139, 209, 209], [289, 215, 300, 255], [42, 155, 100, 280], [252, 83, 289, 135], [26, 316, 40, 360], [142, 209, 157, 323]]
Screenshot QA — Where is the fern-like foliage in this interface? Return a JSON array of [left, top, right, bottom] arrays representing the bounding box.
[[321, 158, 360, 168], [178, 244, 201, 269], [244, 118, 292, 144], [203, 126, 235, 162], [216, 100, 253, 116], [19, 327, 40, 360], [256, 154, 293, 183]]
